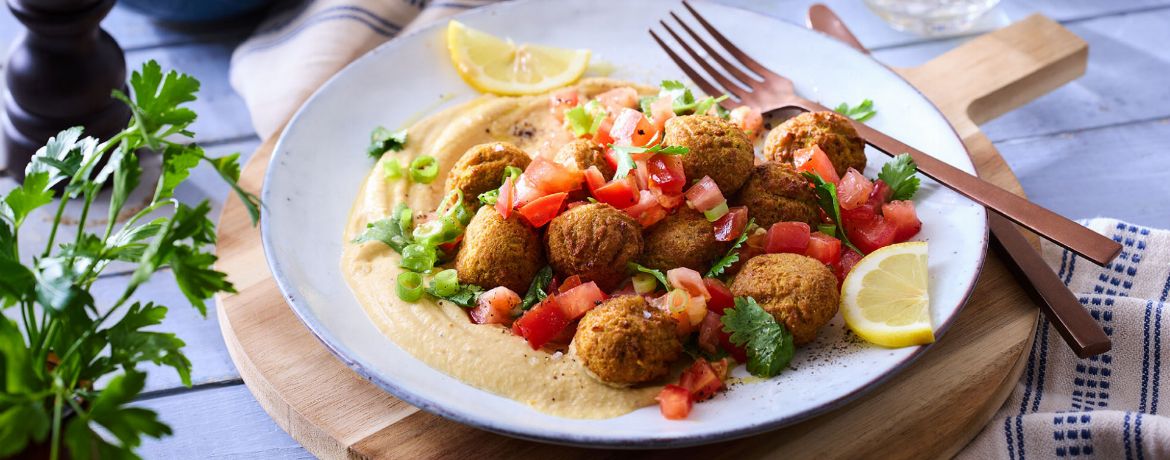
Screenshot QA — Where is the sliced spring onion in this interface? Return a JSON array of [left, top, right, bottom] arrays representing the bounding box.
[[430, 269, 460, 297], [664, 289, 690, 314], [409, 155, 439, 184], [703, 201, 730, 222], [817, 223, 837, 237], [412, 216, 463, 247], [382, 158, 403, 181], [400, 243, 438, 273], [632, 273, 658, 295], [438, 189, 472, 226], [397, 272, 424, 301]]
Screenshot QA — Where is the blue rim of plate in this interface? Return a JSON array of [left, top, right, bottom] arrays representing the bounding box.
[[260, 0, 990, 449]]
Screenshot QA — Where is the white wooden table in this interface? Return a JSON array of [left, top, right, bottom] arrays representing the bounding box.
[[2, 0, 1168, 457]]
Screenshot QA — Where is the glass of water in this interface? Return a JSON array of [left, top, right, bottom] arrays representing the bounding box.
[[864, 0, 1002, 36]]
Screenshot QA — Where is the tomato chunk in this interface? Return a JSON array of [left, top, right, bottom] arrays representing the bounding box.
[[595, 87, 639, 113], [609, 108, 657, 147], [870, 179, 893, 206], [554, 281, 606, 320], [525, 157, 583, 194], [684, 176, 726, 212], [702, 278, 734, 314], [470, 287, 520, 325], [624, 189, 669, 227], [656, 384, 693, 420], [712, 206, 748, 242], [765, 221, 811, 254], [841, 202, 876, 230], [549, 89, 579, 123], [847, 215, 896, 254], [512, 298, 570, 349], [837, 168, 874, 211], [592, 175, 638, 208], [494, 176, 515, 219], [649, 95, 675, 134], [647, 154, 686, 195], [835, 248, 865, 282], [882, 200, 922, 242], [729, 106, 763, 141], [806, 231, 842, 265], [583, 166, 607, 192], [518, 192, 568, 228], [557, 275, 583, 293], [678, 357, 725, 402], [667, 267, 711, 300], [793, 146, 840, 184]]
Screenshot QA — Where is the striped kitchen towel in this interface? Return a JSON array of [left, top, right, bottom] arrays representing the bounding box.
[[962, 218, 1170, 459], [229, 0, 500, 139]]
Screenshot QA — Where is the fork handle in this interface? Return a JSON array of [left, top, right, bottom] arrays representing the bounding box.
[[796, 99, 1121, 267]]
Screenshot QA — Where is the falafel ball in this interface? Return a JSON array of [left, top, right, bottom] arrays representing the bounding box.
[[663, 115, 755, 195], [545, 203, 643, 291], [763, 111, 866, 177], [446, 142, 531, 209], [731, 162, 819, 227], [455, 206, 545, 293], [554, 139, 614, 180], [573, 295, 682, 385], [729, 253, 839, 345], [641, 207, 727, 272]]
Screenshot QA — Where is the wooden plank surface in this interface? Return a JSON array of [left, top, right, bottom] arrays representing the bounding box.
[[0, 1, 1166, 457]]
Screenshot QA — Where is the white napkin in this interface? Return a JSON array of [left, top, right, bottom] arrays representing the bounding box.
[[228, 2, 1170, 456]]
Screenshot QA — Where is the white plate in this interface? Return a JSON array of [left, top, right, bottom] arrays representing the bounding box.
[[261, 0, 988, 448]]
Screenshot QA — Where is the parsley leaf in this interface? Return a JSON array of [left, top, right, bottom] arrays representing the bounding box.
[[706, 218, 755, 278], [521, 266, 553, 310], [368, 126, 408, 159], [427, 282, 484, 308], [103, 302, 192, 386], [63, 370, 172, 457], [692, 95, 729, 117], [353, 203, 414, 253], [802, 172, 860, 253], [834, 98, 876, 122], [565, 101, 607, 137], [877, 153, 921, 201], [721, 296, 795, 377], [660, 80, 696, 114], [202, 152, 261, 225], [627, 262, 668, 288], [5, 172, 54, 227]]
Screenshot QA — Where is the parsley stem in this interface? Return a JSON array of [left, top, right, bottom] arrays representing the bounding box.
[[41, 198, 69, 259], [50, 387, 63, 460]]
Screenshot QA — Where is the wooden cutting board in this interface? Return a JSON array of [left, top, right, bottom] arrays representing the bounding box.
[[214, 15, 1084, 459]]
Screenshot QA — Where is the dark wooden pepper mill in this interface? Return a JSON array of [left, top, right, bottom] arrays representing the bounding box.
[[3, 0, 129, 182]]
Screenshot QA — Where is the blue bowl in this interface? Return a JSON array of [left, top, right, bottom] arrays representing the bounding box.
[[118, 0, 279, 23]]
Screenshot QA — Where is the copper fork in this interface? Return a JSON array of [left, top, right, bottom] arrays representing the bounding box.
[[649, 1, 1122, 267]]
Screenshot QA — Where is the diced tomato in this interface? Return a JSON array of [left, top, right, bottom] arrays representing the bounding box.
[[684, 176, 725, 212], [554, 281, 606, 320], [518, 192, 568, 228], [729, 106, 763, 141], [837, 168, 874, 211], [512, 298, 570, 349], [647, 154, 686, 194], [870, 179, 893, 205], [806, 231, 842, 265], [583, 166, 607, 192], [697, 312, 725, 355], [650, 290, 694, 336], [609, 108, 658, 147], [702, 278, 734, 314], [656, 384, 693, 420], [709, 358, 731, 381], [793, 146, 840, 184], [594, 87, 639, 114], [592, 175, 639, 208], [438, 234, 463, 254], [840, 202, 876, 230], [525, 157, 583, 194], [637, 206, 669, 227], [835, 248, 865, 282], [470, 287, 521, 325], [685, 295, 708, 327], [882, 200, 922, 242], [667, 267, 711, 300], [847, 215, 897, 254], [549, 89, 579, 123], [649, 95, 675, 134], [558, 275, 583, 293], [495, 176, 515, 219], [765, 221, 811, 254], [624, 190, 669, 226], [611, 281, 638, 298], [712, 206, 748, 242], [678, 357, 725, 402], [592, 117, 614, 146], [650, 187, 686, 210]]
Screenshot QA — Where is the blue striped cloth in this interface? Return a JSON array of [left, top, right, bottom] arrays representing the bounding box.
[[229, 0, 499, 139], [963, 218, 1170, 459]]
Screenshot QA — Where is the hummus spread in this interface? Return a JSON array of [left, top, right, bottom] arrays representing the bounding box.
[[341, 78, 662, 418]]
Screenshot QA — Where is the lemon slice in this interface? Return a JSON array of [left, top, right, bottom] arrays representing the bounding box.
[[446, 20, 590, 95], [840, 242, 935, 348]]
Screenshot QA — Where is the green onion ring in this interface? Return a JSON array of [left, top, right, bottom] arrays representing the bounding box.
[[397, 272, 424, 301], [430, 269, 460, 297], [409, 155, 439, 184]]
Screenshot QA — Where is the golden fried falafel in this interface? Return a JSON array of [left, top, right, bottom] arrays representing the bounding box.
[[545, 203, 643, 291], [763, 111, 866, 177], [663, 115, 755, 195], [446, 142, 531, 209], [641, 207, 727, 272], [455, 206, 545, 293], [554, 139, 614, 179], [729, 253, 839, 345], [573, 295, 682, 385], [732, 162, 819, 227]]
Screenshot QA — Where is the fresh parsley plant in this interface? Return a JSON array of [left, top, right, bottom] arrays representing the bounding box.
[[721, 297, 795, 377], [0, 60, 260, 459], [705, 218, 755, 278], [834, 98, 877, 122], [877, 153, 920, 201]]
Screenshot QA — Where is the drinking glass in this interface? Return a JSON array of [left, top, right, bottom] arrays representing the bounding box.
[[864, 0, 1002, 35]]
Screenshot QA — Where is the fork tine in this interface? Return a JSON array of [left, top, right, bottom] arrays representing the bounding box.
[[668, 12, 758, 86], [681, 0, 780, 80], [659, 20, 751, 100], [649, 29, 743, 104]]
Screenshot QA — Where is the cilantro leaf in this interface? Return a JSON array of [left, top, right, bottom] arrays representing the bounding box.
[[521, 266, 553, 310], [368, 126, 408, 159], [721, 296, 794, 377], [427, 282, 484, 308], [706, 218, 755, 278], [565, 101, 607, 137], [877, 153, 921, 201], [692, 95, 729, 117], [627, 262, 668, 288], [802, 172, 860, 253], [353, 203, 414, 253], [660, 80, 696, 114], [834, 98, 876, 122]]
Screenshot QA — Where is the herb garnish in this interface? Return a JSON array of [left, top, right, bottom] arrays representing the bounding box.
[[427, 282, 484, 308], [367, 126, 408, 159], [705, 218, 755, 278], [657, 80, 729, 118], [353, 203, 413, 253], [627, 262, 668, 289], [721, 297, 795, 377], [802, 172, 861, 253], [609, 143, 690, 180], [564, 100, 607, 137], [877, 153, 920, 201], [834, 99, 877, 122], [521, 266, 554, 310]]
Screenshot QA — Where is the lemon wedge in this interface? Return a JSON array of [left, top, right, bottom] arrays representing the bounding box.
[[840, 242, 935, 348], [446, 20, 590, 95]]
